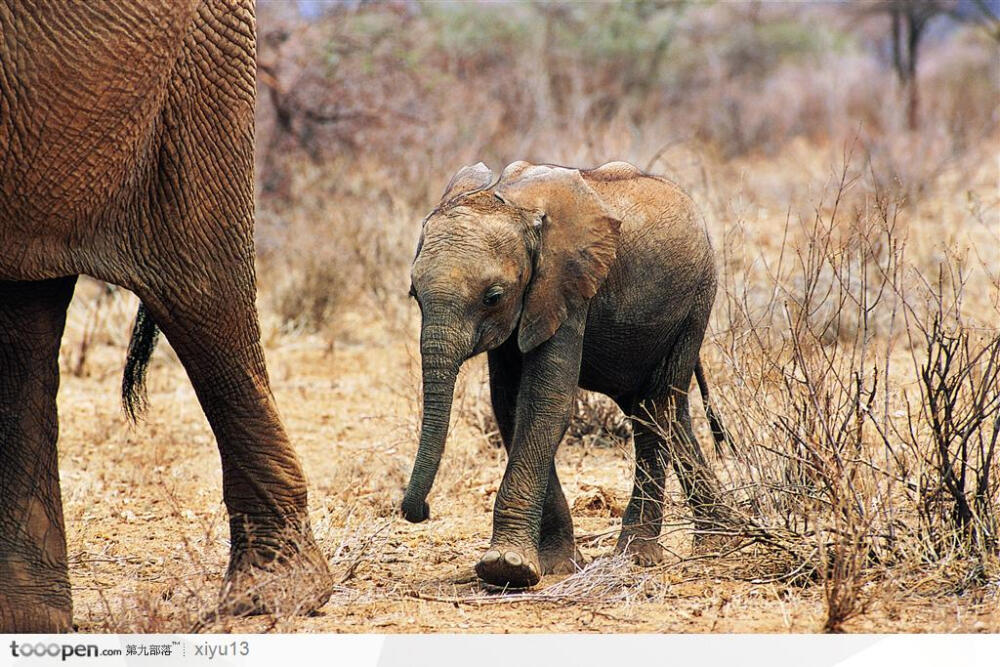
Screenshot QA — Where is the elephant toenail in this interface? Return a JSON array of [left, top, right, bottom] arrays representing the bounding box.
[[504, 552, 522, 567], [481, 550, 501, 565], [527, 561, 538, 577]]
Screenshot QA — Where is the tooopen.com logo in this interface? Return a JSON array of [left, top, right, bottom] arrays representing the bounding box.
[[10, 641, 122, 661]]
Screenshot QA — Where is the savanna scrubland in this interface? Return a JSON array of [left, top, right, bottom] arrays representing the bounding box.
[[58, 2, 998, 632]]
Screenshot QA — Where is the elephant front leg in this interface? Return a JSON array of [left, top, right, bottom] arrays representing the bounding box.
[[478, 468, 581, 583], [0, 278, 76, 632], [488, 341, 582, 578], [477, 315, 585, 588], [538, 465, 583, 574]]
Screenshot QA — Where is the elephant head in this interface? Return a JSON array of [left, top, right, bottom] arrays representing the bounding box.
[[400, 162, 622, 522]]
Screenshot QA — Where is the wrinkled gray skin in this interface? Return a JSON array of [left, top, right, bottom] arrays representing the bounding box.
[[401, 160, 734, 588], [0, 1, 330, 632]]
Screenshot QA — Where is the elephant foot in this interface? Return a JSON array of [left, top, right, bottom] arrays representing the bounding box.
[[475, 547, 541, 589], [217, 518, 332, 617], [539, 538, 584, 575], [616, 533, 665, 566]]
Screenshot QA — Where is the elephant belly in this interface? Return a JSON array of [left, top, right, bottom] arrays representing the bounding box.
[[578, 315, 682, 401]]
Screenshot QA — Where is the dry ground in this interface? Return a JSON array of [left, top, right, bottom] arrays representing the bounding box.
[[58, 283, 998, 633]]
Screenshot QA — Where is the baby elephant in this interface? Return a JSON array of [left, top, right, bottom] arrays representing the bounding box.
[[402, 160, 733, 588]]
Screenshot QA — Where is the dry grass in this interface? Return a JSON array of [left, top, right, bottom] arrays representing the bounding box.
[[47, 1, 1000, 634]]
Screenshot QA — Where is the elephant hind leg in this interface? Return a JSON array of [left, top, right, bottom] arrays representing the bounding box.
[[617, 305, 737, 563], [616, 415, 668, 566], [652, 314, 738, 543], [651, 389, 735, 542], [0, 277, 77, 632], [136, 280, 331, 616], [117, 39, 331, 612]]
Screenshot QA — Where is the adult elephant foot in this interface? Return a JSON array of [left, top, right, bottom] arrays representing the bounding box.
[[216, 517, 332, 617], [539, 536, 584, 575], [0, 539, 71, 633], [615, 533, 665, 566], [475, 546, 541, 589], [0, 500, 75, 633]]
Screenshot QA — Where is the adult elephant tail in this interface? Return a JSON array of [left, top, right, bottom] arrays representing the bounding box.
[[122, 303, 160, 422], [694, 358, 734, 456]]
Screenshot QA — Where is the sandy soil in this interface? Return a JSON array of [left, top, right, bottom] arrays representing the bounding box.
[[53, 283, 998, 634]]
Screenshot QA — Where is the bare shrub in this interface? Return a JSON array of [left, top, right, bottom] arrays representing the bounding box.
[[684, 139, 1000, 631], [903, 278, 1000, 561]]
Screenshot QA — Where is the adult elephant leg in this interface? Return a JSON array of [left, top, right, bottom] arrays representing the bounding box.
[[477, 313, 585, 588], [0, 277, 76, 632], [120, 3, 331, 613], [488, 339, 581, 576], [138, 280, 330, 615], [616, 411, 668, 566]]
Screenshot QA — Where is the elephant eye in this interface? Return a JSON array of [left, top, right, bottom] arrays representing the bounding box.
[[483, 286, 504, 307]]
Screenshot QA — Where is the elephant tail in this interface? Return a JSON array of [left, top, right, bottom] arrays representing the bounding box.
[[694, 358, 734, 456], [122, 303, 160, 422]]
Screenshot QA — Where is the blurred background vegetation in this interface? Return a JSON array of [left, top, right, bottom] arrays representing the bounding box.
[[252, 0, 998, 334]]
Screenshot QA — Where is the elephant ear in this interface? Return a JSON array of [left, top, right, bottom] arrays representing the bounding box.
[[440, 162, 494, 204], [495, 165, 622, 353]]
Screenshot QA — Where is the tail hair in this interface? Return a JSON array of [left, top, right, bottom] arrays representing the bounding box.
[[122, 303, 160, 422], [694, 358, 735, 456]]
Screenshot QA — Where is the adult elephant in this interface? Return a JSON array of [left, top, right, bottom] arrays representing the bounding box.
[[401, 161, 736, 588], [0, 1, 330, 631]]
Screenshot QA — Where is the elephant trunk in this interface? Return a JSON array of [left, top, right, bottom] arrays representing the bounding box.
[[401, 323, 464, 523]]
